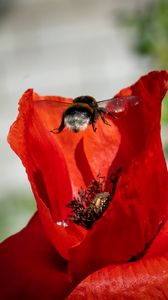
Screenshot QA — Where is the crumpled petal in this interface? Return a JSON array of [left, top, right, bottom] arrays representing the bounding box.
[[69, 71, 168, 281], [1, 217, 168, 299], [8, 90, 87, 259], [0, 213, 73, 300], [8, 90, 73, 221], [67, 255, 168, 300], [67, 217, 168, 299]]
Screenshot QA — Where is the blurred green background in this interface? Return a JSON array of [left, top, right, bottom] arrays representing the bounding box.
[[119, 0, 168, 161], [0, 0, 167, 241]]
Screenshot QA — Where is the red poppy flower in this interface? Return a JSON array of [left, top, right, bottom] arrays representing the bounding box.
[[0, 70, 168, 299]]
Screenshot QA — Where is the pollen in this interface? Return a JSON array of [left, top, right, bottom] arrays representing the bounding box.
[[67, 170, 121, 230]]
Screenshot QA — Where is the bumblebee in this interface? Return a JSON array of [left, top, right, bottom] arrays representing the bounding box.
[[51, 95, 139, 133], [56, 95, 113, 133]]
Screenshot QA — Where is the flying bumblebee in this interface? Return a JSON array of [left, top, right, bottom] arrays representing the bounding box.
[[50, 95, 139, 133]]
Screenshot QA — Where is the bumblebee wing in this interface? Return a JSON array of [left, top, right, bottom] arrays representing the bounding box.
[[98, 95, 140, 114]]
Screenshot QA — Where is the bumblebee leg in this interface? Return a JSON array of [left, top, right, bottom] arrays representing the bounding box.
[[91, 109, 99, 132], [99, 111, 111, 126], [50, 117, 65, 134], [92, 122, 97, 132]]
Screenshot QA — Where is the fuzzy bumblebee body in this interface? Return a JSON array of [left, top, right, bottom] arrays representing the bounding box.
[[57, 95, 110, 133]]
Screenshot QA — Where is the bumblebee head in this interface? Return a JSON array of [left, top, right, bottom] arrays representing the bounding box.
[[73, 95, 97, 107]]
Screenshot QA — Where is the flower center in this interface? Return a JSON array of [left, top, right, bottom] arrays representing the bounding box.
[[67, 170, 121, 229]]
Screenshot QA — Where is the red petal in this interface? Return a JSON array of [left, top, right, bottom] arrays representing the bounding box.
[[8, 90, 87, 259], [8, 89, 73, 220], [69, 71, 168, 280], [0, 213, 73, 300], [67, 255, 168, 299], [84, 71, 168, 180]]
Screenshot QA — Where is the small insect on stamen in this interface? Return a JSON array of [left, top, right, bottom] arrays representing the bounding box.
[[67, 170, 121, 229], [94, 192, 110, 209]]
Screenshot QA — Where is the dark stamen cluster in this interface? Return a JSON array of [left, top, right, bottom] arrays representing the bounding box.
[[67, 170, 121, 229]]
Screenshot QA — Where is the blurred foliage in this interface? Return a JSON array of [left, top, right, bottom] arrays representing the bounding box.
[[119, 0, 168, 124], [121, 0, 168, 67], [162, 98, 168, 124], [0, 191, 36, 241], [118, 0, 168, 160]]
